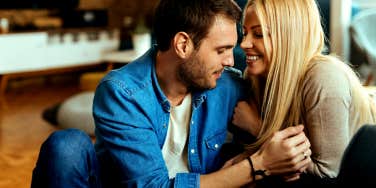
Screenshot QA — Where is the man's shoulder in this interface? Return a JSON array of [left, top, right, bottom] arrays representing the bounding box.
[[98, 58, 154, 96], [217, 67, 245, 87], [223, 67, 243, 78], [207, 67, 246, 99], [103, 48, 156, 82]]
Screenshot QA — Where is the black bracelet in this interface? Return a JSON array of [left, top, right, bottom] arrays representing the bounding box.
[[247, 156, 267, 181]]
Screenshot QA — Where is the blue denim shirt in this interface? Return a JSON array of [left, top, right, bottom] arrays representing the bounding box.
[[93, 46, 245, 187]]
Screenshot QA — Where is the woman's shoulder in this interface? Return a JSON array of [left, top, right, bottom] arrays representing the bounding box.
[[304, 60, 350, 86], [302, 60, 352, 98], [306, 60, 348, 81]]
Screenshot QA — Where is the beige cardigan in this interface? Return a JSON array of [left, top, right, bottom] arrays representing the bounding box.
[[302, 61, 375, 178]]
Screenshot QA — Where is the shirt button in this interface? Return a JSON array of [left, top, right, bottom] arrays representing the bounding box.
[[214, 144, 219, 149], [190, 149, 195, 154], [191, 120, 194, 124]]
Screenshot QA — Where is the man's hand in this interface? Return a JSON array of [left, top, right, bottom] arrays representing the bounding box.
[[251, 125, 312, 179]]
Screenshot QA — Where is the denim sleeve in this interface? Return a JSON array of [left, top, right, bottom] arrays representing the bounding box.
[[93, 80, 200, 187]]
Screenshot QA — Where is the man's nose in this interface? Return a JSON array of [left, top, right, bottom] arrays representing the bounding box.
[[223, 55, 234, 67]]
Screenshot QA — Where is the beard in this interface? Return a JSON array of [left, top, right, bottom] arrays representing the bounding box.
[[177, 52, 215, 90]]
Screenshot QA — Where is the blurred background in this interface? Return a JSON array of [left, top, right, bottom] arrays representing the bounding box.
[[0, 0, 375, 188]]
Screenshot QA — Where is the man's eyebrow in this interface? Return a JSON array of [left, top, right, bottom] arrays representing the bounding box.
[[216, 45, 235, 50]]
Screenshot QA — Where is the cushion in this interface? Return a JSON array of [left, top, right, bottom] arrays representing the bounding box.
[[57, 91, 95, 136]]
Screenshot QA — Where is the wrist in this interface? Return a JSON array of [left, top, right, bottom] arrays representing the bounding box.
[[248, 154, 267, 181], [250, 152, 263, 172]]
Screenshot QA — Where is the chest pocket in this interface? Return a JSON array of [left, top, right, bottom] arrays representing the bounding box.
[[205, 130, 227, 151]]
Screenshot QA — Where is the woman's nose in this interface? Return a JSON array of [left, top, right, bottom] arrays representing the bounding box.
[[240, 35, 254, 49]]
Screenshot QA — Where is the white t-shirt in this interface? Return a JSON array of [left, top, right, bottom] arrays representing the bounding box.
[[162, 94, 192, 178]]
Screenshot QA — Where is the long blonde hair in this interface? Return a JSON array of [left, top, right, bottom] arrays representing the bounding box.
[[245, 0, 376, 151]]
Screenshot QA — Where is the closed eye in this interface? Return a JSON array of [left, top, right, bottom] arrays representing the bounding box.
[[253, 31, 263, 39], [217, 46, 234, 55]]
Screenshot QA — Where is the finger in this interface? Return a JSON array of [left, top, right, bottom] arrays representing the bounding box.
[[267, 156, 312, 175], [292, 155, 312, 172], [232, 103, 244, 120], [221, 161, 232, 169], [296, 156, 312, 172], [275, 125, 304, 140], [289, 148, 312, 165], [297, 160, 310, 173], [280, 132, 310, 159], [285, 131, 307, 147], [291, 138, 312, 157], [235, 101, 248, 112], [300, 148, 312, 162], [222, 155, 238, 169], [294, 149, 312, 172], [291, 138, 311, 157], [283, 172, 301, 182], [284, 173, 301, 182], [232, 109, 239, 124]]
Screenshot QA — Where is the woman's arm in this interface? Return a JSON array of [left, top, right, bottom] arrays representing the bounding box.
[[302, 62, 352, 178]]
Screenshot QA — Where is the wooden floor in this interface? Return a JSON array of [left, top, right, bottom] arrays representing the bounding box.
[[0, 77, 82, 188]]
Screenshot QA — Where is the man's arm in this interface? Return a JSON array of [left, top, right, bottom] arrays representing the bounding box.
[[93, 80, 183, 187], [200, 125, 311, 187]]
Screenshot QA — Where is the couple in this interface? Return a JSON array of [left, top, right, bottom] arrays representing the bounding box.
[[31, 0, 376, 187]]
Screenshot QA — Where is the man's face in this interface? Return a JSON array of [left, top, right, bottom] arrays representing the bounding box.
[[178, 15, 238, 90]]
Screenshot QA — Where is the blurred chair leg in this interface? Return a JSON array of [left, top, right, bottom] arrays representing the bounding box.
[[0, 75, 9, 110], [0, 74, 9, 97]]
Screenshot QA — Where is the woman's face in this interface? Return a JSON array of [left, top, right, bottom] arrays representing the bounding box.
[[240, 5, 271, 78]]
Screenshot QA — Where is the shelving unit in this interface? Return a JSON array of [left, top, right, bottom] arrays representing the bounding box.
[[0, 27, 120, 95]]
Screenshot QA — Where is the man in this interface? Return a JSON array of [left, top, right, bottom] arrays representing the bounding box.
[[32, 0, 311, 187]]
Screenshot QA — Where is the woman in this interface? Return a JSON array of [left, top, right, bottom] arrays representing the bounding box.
[[232, 0, 376, 183]]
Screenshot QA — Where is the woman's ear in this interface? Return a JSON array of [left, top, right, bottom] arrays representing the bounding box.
[[173, 32, 193, 59]]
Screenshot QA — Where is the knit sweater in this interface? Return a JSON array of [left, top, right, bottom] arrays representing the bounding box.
[[302, 61, 376, 178]]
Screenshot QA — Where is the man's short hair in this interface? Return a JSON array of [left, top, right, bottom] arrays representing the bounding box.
[[153, 0, 242, 51]]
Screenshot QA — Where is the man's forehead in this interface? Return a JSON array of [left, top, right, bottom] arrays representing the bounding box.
[[213, 15, 234, 31], [203, 15, 237, 46]]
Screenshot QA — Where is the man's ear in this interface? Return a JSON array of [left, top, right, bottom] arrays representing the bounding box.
[[173, 32, 193, 59]]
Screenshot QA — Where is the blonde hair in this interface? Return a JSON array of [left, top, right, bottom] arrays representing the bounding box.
[[245, 0, 376, 151]]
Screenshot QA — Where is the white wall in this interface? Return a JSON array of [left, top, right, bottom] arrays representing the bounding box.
[[0, 29, 120, 74], [353, 0, 376, 9], [330, 0, 352, 62], [329, 0, 376, 62]]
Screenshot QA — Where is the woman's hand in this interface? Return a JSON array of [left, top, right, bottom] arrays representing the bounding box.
[[232, 101, 262, 136]]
